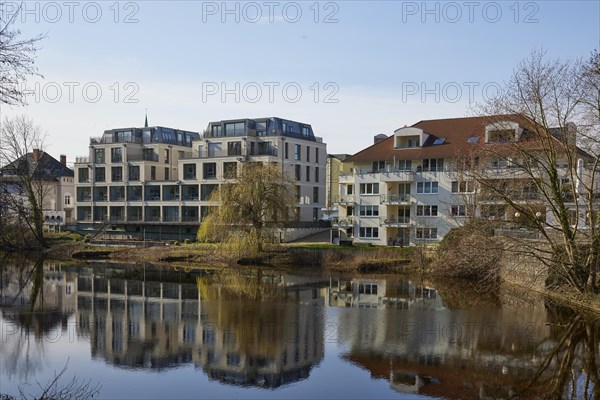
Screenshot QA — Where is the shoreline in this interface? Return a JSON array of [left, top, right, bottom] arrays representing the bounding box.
[[5, 234, 599, 315]]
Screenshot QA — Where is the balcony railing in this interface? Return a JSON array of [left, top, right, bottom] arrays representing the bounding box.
[[332, 217, 354, 227], [380, 217, 411, 226], [380, 194, 412, 204], [332, 195, 355, 204]]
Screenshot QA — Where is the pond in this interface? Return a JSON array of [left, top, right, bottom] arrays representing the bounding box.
[[0, 258, 598, 399]]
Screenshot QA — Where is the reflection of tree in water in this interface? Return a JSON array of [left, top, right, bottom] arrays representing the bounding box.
[[197, 269, 325, 388], [518, 303, 600, 400], [0, 257, 73, 380]]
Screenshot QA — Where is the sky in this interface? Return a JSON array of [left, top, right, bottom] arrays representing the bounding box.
[[1, 0, 599, 163]]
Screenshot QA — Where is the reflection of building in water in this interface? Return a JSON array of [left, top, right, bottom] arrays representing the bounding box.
[[74, 268, 325, 388], [335, 293, 552, 399], [0, 261, 77, 314], [327, 278, 443, 310]]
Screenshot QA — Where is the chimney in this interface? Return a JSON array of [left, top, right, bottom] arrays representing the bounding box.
[[374, 134, 388, 144], [33, 148, 41, 162], [60, 155, 67, 166]]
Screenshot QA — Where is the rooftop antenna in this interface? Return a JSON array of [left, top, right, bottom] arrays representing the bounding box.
[[144, 108, 148, 128]]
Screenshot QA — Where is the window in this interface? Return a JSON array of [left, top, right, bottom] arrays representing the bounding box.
[[306, 146, 310, 162], [225, 122, 245, 136], [95, 167, 105, 182], [347, 206, 355, 216], [150, 166, 156, 180], [129, 165, 140, 181], [359, 227, 379, 238], [360, 183, 379, 194], [407, 138, 420, 147], [164, 149, 170, 164], [295, 164, 301, 181], [359, 205, 379, 216], [416, 228, 438, 239], [372, 161, 385, 172], [422, 158, 444, 172], [416, 182, 438, 194], [416, 205, 438, 216], [183, 164, 196, 180], [302, 126, 310, 137], [285, 142, 289, 159], [295, 186, 301, 202], [294, 144, 301, 160], [306, 166, 310, 182], [211, 125, 222, 137], [94, 149, 105, 164], [143, 149, 157, 161], [313, 187, 319, 203], [64, 195, 71, 206], [223, 162, 237, 179], [164, 167, 170, 181], [358, 283, 378, 295], [203, 163, 217, 179], [315, 148, 319, 163], [313, 207, 319, 221], [111, 147, 122, 163], [347, 184, 354, 195], [111, 167, 122, 182], [201, 184, 218, 201], [227, 141, 242, 156], [451, 205, 467, 216], [433, 137, 446, 145], [78, 168, 89, 183], [488, 129, 514, 143], [467, 136, 479, 144], [451, 181, 474, 193], [396, 159, 412, 171], [315, 167, 319, 182]]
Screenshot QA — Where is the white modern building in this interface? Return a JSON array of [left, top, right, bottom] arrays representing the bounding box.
[[334, 115, 597, 246]]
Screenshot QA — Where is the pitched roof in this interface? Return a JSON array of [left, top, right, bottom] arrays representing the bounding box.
[[1, 151, 73, 181], [344, 115, 591, 163]]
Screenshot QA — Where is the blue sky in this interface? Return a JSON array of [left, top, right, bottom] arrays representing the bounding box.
[[1, 0, 599, 161]]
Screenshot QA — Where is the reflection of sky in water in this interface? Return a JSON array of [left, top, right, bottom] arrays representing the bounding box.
[[0, 263, 597, 399], [1, 310, 424, 400]]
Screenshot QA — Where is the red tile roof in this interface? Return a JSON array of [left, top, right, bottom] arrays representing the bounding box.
[[344, 114, 576, 163]]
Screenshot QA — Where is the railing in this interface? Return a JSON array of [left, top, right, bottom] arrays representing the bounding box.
[[182, 215, 199, 222], [127, 215, 143, 222], [182, 194, 199, 201], [77, 195, 92, 202], [380, 217, 411, 226], [380, 194, 412, 204], [332, 217, 354, 227], [127, 153, 159, 162], [145, 193, 161, 201], [75, 156, 89, 164], [163, 214, 180, 222], [331, 195, 355, 204]]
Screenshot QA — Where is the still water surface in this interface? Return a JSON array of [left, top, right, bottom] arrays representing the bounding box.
[[0, 259, 598, 399]]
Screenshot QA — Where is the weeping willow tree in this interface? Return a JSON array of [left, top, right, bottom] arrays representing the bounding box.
[[197, 162, 296, 254]]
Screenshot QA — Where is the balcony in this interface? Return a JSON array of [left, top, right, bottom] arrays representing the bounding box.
[[332, 195, 355, 205], [332, 217, 354, 227], [380, 194, 412, 205], [380, 217, 411, 227]]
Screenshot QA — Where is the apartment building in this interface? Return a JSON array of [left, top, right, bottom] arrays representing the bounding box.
[[74, 125, 201, 238], [181, 117, 327, 223], [334, 115, 596, 246], [73, 117, 327, 240]]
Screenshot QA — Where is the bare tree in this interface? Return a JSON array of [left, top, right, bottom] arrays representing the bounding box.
[[0, 115, 49, 248], [197, 162, 296, 253], [470, 50, 600, 294], [0, 2, 45, 106]]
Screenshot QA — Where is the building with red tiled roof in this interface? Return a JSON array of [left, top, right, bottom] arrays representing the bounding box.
[[333, 115, 596, 246]]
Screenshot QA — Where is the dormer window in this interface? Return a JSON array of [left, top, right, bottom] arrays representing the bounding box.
[[485, 121, 521, 143], [488, 129, 514, 143], [407, 138, 420, 147]]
